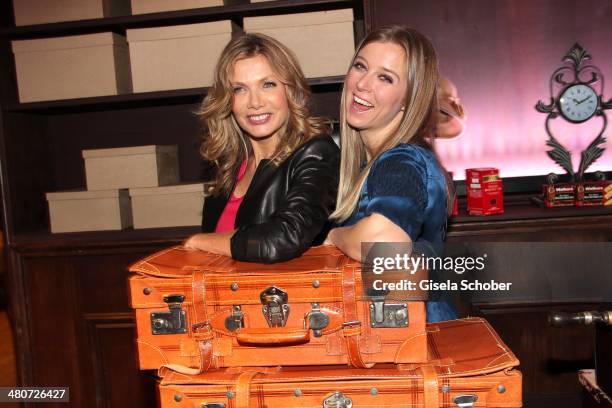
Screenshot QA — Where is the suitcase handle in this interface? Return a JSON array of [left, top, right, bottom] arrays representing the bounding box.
[[235, 326, 310, 346]]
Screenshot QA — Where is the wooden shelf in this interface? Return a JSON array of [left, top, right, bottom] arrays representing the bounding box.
[[450, 196, 612, 224], [1, 0, 360, 39], [8, 199, 612, 251], [8, 226, 199, 252], [2, 76, 344, 114]]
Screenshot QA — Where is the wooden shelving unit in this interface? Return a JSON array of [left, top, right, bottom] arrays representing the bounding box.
[[0, 1, 368, 406]]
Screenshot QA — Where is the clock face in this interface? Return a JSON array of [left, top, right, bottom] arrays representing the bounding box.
[[558, 84, 598, 123]]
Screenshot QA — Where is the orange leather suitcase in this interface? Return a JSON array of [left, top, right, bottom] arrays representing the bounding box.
[[128, 246, 427, 373], [156, 318, 522, 407]]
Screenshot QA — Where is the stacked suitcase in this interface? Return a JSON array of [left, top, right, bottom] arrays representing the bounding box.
[[128, 245, 522, 407]]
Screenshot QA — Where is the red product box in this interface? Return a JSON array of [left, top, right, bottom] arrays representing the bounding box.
[[466, 168, 504, 215], [575, 181, 611, 206], [543, 183, 575, 208]]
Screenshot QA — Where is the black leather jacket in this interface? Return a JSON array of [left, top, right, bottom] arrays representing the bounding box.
[[202, 135, 340, 263]]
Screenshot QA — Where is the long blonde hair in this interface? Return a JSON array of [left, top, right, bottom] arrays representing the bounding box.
[[199, 33, 330, 196], [331, 26, 446, 222]]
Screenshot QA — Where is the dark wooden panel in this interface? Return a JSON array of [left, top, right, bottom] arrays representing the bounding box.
[[84, 313, 156, 408], [448, 204, 612, 242], [15, 246, 169, 407], [22, 256, 83, 406], [473, 302, 611, 408]]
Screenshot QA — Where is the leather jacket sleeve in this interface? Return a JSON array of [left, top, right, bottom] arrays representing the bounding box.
[[230, 137, 339, 263]]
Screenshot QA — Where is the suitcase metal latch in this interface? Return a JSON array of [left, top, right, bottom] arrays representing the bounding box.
[[200, 403, 226, 408], [150, 294, 187, 335], [453, 394, 478, 408], [323, 392, 353, 408], [260, 286, 290, 327], [305, 303, 330, 337], [369, 298, 408, 328], [224, 305, 244, 332]]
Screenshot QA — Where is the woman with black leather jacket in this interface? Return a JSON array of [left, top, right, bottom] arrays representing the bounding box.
[[183, 33, 339, 263]]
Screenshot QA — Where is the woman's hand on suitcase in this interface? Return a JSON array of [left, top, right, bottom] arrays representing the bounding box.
[[183, 231, 235, 256]]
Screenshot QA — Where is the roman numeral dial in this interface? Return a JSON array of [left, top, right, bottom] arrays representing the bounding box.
[[559, 84, 598, 123]]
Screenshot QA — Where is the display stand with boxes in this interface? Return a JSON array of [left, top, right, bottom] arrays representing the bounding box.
[[1, 0, 369, 406]]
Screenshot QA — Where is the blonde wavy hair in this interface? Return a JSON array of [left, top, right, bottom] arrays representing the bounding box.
[[331, 26, 451, 222], [198, 33, 330, 196]]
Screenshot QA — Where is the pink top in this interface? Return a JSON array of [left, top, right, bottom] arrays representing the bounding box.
[[215, 160, 248, 233]]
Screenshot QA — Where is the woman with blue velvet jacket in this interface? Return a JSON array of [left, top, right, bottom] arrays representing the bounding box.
[[184, 33, 339, 263], [324, 26, 457, 322]]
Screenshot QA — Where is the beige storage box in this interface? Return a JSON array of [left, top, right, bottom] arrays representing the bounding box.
[[13, 0, 131, 26], [243, 9, 355, 78], [126, 21, 236, 92], [82, 145, 179, 191], [129, 183, 205, 229], [12, 32, 132, 102], [131, 0, 225, 15], [46, 189, 132, 233]]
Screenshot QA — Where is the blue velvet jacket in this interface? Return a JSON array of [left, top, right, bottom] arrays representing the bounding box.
[[343, 143, 457, 322]]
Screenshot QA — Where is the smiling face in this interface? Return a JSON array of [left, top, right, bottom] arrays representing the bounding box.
[[231, 54, 289, 144], [344, 41, 408, 149]]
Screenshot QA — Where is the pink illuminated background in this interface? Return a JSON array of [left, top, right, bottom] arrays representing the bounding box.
[[374, 0, 612, 180]]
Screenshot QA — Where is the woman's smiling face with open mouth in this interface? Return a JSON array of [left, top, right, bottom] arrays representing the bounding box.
[[344, 41, 407, 141], [231, 54, 289, 142]]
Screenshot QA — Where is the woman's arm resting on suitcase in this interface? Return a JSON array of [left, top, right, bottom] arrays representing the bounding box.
[[324, 213, 411, 261], [183, 230, 235, 256]]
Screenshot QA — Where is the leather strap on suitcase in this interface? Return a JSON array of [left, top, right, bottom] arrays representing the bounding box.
[[420, 365, 439, 407], [341, 265, 371, 369]]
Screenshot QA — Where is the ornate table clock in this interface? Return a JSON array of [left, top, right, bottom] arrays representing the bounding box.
[[536, 43, 612, 207]]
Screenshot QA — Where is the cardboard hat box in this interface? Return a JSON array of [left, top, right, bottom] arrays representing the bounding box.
[[46, 189, 132, 233], [243, 9, 355, 78], [131, 0, 226, 15], [126, 21, 237, 92], [129, 183, 205, 229], [82, 145, 179, 191], [13, 0, 131, 26], [12, 32, 132, 102]]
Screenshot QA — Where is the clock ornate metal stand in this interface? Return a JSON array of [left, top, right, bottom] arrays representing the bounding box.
[[535, 43, 612, 207]]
